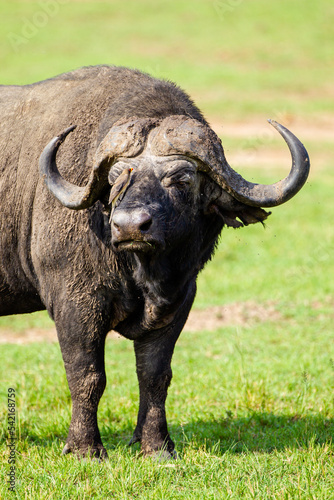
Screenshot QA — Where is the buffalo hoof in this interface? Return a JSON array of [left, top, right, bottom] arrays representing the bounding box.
[[62, 442, 108, 461], [150, 449, 178, 462], [62, 443, 71, 455], [128, 434, 141, 446]]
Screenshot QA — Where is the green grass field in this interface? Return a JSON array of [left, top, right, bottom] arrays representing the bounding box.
[[1, 318, 333, 499], [1, 0, 333, 118], [1, 0, 333, 498]]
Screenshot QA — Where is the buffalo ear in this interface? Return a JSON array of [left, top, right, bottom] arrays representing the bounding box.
[[199, 177, 222, 213], [208, 192, 271, 228]]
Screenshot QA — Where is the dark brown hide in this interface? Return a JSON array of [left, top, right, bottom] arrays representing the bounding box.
[[0, 66, 309, 460]]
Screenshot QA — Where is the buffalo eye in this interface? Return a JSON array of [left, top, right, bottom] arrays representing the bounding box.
[[161, 162, 197, 191], [162, 175, 193, 190]]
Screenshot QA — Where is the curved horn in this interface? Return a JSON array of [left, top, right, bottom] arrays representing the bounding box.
[[39, 125, 111, 210], [39, 117, 159, 210], [218, 120, 310, 208], [148, 116, 310, 208]]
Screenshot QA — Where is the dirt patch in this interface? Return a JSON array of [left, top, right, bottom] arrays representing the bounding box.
[[0, 327, 120, 345], [0, 328, 58, 344], [183, 300, 281, 332], [0, 301, 281, 344]]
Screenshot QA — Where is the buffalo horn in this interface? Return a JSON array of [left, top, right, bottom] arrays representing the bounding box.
[[40, 118, 310, 211], [39, 125, 113, 210], [216, 120, 310, 208], [39, 118, 157, 210]]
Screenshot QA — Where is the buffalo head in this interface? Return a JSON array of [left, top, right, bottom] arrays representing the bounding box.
[[39, 115, 310, 256]]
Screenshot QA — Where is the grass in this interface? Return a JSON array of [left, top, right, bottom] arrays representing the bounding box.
[[195, 164, 334, 308], [0, 0, 333, 119], [0, 165, 333, 497], [1, 313, 333, 499], [1, 0, 333, 497]]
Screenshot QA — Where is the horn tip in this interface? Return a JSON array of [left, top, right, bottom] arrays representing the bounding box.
[[58, 124, 77, 144], [267, 119, 283, 133]]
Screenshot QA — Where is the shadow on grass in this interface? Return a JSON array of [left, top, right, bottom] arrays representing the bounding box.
[[170, 413, 334, 454], [16, 412, 333, 456]]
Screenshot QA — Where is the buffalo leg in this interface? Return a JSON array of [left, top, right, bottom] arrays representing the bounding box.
[[54, 303, 109, 459], [130, 327, 181, 458]]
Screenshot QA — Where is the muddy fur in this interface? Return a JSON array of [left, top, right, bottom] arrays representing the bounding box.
[[0, 66, 270, 459]]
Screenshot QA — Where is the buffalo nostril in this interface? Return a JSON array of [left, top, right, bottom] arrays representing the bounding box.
[[135, 211, 152, 233], [139, 218, 152, 232], [112, 210, 152, 236]]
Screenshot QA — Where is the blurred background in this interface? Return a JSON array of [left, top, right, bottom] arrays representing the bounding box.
[[0, 4, 333, 496], [0, 0, 333, 330]]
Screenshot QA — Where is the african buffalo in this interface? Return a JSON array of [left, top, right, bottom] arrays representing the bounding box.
[[0, 66, 310, 459]]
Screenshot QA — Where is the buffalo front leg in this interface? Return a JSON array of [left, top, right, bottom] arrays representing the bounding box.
[[130, 328, 181, 458], [55, 304, 109, 460]]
